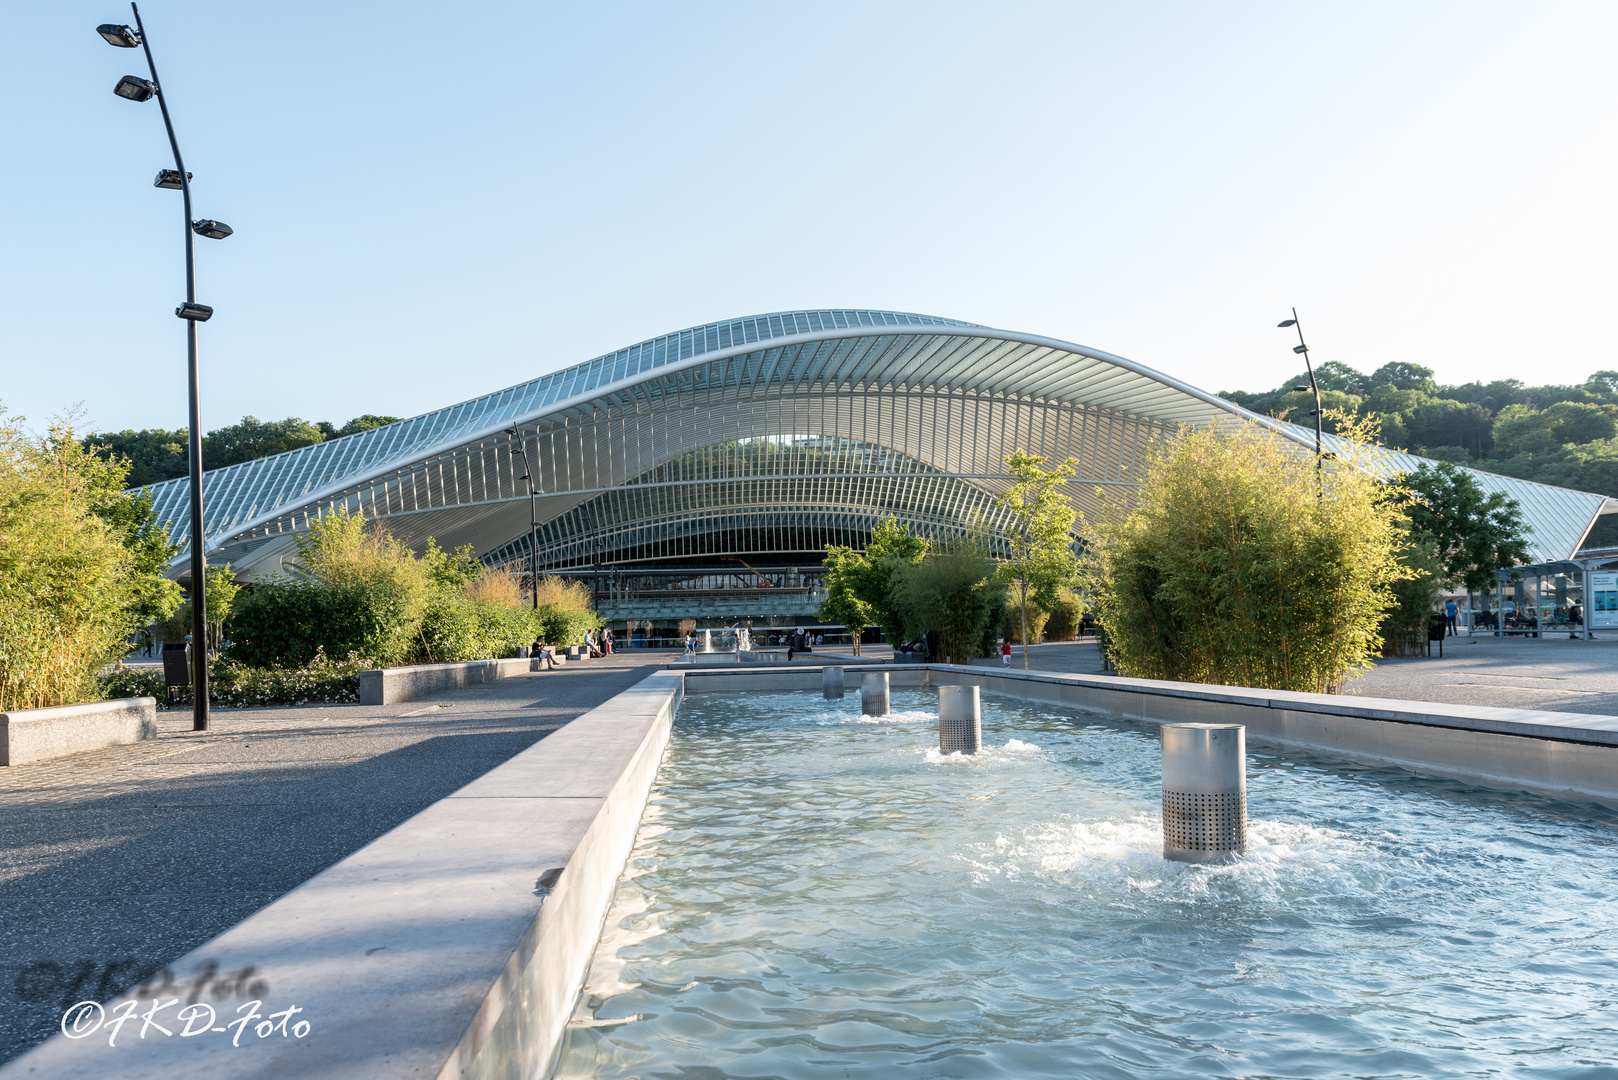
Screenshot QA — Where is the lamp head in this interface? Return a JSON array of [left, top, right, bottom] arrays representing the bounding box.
[[154, 169, 191, 190], [113, 75, 156, 102], [191, 219, 233, 240], [1277, 319, 1297, 328], [1292, 385, 1310, 393], [97, 23, 141, 47], [175, 302, 214, 322]]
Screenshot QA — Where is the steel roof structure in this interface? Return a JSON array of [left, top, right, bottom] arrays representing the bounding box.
[[139, 308, 1617, 580]]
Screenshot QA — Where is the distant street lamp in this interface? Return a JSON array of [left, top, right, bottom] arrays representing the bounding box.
[[507, 428, 542, 610], [1277, 308, 1324, 491], [98, 4, 233, 732]]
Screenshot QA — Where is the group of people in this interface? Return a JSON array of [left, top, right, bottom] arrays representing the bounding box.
[[530, 627, 614, 670]]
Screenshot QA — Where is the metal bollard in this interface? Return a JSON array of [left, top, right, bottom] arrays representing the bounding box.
[[1160, 723, 1247, 864], [861, 671, 890, 716], [823, 666, 845, 699], [937, 685, 981, 754]]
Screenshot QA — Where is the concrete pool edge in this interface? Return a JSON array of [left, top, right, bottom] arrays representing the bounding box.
[[0, 670, 684, 1080], [685, 665, 1618, 809]]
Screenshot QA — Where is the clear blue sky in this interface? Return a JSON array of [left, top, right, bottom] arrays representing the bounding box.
[[3, 2, 1615, 434]]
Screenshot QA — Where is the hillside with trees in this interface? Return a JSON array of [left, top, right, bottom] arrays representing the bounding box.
[[1221, 364, 1618, 502], [84, 414, 401, 488]]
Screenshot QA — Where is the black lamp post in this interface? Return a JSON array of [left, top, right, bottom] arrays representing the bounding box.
[[99, 5, 233, 732], [1277, 308, 1323, 491], [507, 428, 541, 610]]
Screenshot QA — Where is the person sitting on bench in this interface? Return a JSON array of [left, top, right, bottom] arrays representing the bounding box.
[[532, 636, 557, 669]]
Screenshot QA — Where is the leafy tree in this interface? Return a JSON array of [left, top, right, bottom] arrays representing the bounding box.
[[1400, 462, 1530, 593], [818, 516, 927, 648], [82, 427, 190, 486], [817, 545, 875, 655], [203, 416, 328, 468], [1367, 362, 1438, 394], [891, 538, 1005, 665], [335, 414, 401, 437], [1084, 415, 1410, 693], [995, 450, 1080, 668], [89, 483, 183, 629], [1544, 401, 1617, 445], [1311, 361, 1369, 396]]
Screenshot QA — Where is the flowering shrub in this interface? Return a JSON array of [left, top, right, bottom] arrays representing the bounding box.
[[99, 649, 366, 709]]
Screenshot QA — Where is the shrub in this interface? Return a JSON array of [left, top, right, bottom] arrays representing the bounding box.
[[891, 539, 1006, 664], [97, 663, 166, 702], [99, 650, 367, 709], [1005, 597, 1049, 645], [1084, 416, 1409, 693], [1042, 590, 1085, 640], [0, 412, 171, 712]]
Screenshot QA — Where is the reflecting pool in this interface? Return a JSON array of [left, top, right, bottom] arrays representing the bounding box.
[[554, 690, 1618, 1079]]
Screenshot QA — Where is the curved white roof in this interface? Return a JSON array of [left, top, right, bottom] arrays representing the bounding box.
[[138, 309, 1614, 577]]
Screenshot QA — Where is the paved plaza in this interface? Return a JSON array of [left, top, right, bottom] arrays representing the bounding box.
[[0, 653, 675, 1066], [944, 634, 1618, 715]]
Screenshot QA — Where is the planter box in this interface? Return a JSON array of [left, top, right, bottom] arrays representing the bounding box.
[[359, 658, 533, 706], [1, 697, 157, 766]]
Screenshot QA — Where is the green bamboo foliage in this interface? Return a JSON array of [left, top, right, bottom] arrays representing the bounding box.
[[1084, 416, 1410, 693], [0, 413, 144, 711]]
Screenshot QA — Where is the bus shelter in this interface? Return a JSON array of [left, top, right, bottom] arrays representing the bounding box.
[[1471, 556, 1618, 639]]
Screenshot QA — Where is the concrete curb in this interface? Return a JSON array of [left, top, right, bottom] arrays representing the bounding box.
[[0, 697, 157, 766]]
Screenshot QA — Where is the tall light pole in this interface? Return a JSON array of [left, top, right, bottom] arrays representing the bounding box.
[[1277, 308, 1323, 492], [99, 6, 233, 732], [507, 428, 541, 609]]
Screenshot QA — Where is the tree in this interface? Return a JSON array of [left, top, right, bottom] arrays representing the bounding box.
[[891, 538, 1005, 665], [1400, 462, 1530, 594], [995, 450, 1080, 668], [203, 416, 328, 468], [1367, 362, 1438, 394], [818, 545, 875, 655], [819, 516, 927, 648], [1084, 416, 1410, 693], [334, 414, 401, 437], [81, 427, 189, 487], [95, 487, 183, 629]]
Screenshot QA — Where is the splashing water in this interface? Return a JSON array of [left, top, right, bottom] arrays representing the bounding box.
[[554, 689, 1618, 1079]]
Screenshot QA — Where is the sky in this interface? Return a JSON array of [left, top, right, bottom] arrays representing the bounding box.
[[3, 1, 1615, 435]]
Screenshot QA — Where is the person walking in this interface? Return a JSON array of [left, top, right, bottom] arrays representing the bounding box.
[[1000, 637, 1012, 667], [923, 628, 939, 664], [684, 632, 697, 655], [1445, 599, 1459, 637], [603, 628, 614, 655]]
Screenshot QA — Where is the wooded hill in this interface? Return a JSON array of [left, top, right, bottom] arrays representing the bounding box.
[[1220, 363, 1618, 501], [85, 414, 401, 488]]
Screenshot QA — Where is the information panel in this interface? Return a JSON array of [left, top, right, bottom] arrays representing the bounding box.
[[1590, 571, 1618, 628]]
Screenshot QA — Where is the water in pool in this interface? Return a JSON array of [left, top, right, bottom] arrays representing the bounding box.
[[553, 689, 1618, 1079]]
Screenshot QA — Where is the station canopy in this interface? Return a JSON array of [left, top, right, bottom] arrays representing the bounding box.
[[138, 309, 1618, 581]]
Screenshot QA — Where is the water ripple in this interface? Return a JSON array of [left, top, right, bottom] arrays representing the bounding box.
[[554, 690, 1618, 1079]]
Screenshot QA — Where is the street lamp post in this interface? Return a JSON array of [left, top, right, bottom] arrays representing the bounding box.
[[1277, 308, 1323, 492], [99, 5, 233, 732], [507, 428, 541, 609]]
